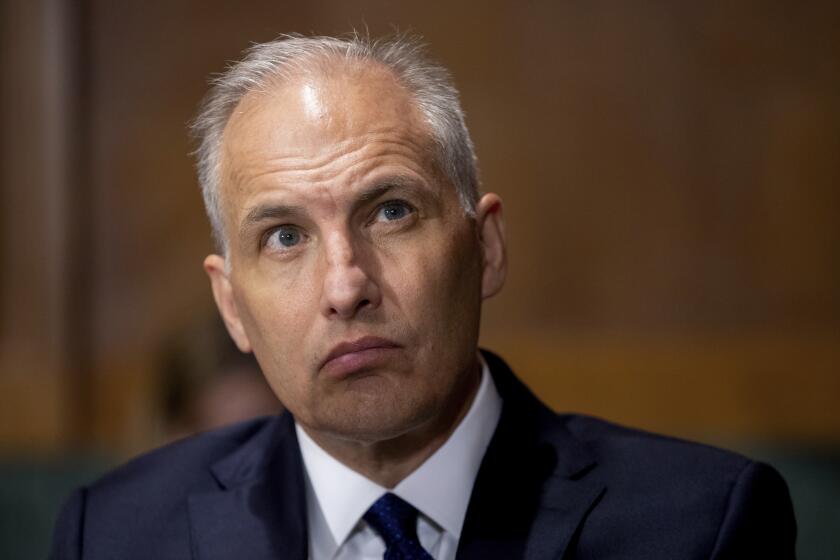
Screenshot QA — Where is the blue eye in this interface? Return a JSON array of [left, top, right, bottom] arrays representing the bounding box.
[[376, 201, 412, 222], [266, 226, 302, 249]]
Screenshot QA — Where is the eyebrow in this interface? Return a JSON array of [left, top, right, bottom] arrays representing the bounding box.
[[238, 203, 306, 246], [365, 174, 435, 199], [349, 176, 435, 214], [356, 183, 394, 204], [242, 203, 306, 227]]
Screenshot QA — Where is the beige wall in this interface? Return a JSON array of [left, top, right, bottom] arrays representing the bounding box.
[[2, 0, 839, 455]]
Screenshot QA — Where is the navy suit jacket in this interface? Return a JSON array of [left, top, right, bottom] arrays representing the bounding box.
[[50, 351, 797, 559]]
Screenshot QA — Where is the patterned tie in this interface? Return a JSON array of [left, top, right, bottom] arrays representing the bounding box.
[[363, 493, 434, 560]]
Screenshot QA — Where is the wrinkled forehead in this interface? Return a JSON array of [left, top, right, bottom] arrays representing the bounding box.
[[220, 60, 436, 176]]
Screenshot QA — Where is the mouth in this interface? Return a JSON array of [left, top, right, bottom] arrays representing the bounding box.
[[320, 336, 402, 379]]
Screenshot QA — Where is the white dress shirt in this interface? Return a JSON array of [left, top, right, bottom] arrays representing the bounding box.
[[296, 356, 503, 560]]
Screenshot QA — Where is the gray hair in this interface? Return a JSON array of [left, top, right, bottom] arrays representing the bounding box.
[[190, 33, 480, 253]]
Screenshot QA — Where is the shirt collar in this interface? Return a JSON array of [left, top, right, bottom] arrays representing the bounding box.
[[296, 355, 502, 547]]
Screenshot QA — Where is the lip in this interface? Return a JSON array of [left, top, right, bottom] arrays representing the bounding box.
[[320, 336, 402, 378]]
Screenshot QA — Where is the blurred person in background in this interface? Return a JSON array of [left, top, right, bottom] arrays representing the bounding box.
[[158, 317, 282, 441], [49, 33, 796, 559]]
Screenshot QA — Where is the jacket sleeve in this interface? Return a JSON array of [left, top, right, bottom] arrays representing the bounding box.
[[709, 461, 797, 559], [49, 487, 87, 560]]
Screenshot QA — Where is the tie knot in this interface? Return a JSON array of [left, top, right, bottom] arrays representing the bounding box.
[[363, 493, 419, 545]]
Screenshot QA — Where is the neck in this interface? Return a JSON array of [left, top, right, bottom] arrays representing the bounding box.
[[301, 359, 482, 488]]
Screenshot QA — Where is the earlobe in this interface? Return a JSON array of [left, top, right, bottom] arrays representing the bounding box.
[[203, 254, 253, 353], [476, 193, 507, 299]]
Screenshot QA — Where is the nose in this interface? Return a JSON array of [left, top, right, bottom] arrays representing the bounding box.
[[319, 230, 381, 320]]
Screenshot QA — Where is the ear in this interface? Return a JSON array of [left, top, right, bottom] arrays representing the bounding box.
[[204, 254, 253, 353], [475, 193, 507, 299]]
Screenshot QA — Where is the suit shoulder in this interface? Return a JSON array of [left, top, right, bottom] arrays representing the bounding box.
[[549, 414, 795, 556], [90, 415, 276, 495], [559, 413, 752, 475], [80, 415, 281, 531], [57, 416, 283, 558], [552, 413, 772, 511]]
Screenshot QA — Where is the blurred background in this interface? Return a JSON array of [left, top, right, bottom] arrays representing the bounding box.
[[1, 0, 838, 558]]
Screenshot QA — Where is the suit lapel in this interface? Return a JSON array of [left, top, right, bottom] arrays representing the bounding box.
[[520, 443, 605, 560], [457, 352, 606, 560], [188, 414, 308, 560]]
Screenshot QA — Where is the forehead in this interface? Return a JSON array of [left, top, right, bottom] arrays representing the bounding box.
[[221, 61, 434, 182]]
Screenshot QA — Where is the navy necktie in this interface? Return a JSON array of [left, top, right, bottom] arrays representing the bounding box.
[[363, 493, 434, 560]]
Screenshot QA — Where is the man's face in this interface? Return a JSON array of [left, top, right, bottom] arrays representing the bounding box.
[[204, 63, 505, 443]]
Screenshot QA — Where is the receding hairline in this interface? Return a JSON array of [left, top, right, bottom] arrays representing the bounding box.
[[223, 54, 432, 140]]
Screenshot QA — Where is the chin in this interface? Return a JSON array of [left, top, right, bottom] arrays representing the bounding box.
[[315, 395, 438, 444]]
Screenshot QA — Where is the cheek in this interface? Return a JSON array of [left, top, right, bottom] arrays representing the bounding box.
[[232, 271, 319, 375], [384, 228, 482, 335]]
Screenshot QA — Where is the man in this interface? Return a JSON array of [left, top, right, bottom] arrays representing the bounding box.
[[50, 34, 796, 559]]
